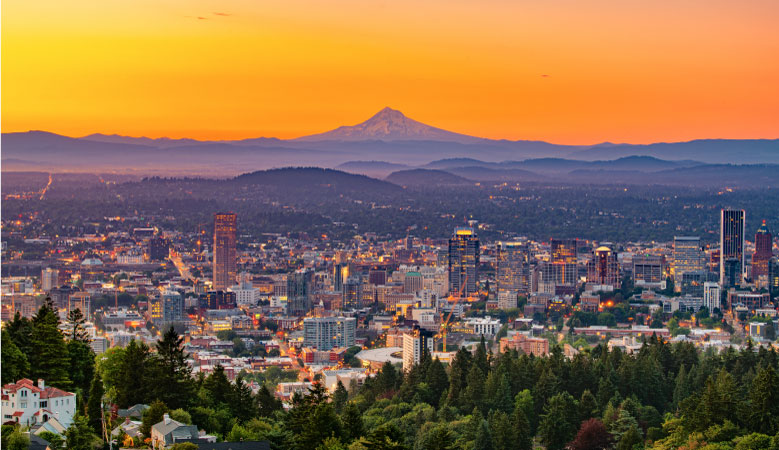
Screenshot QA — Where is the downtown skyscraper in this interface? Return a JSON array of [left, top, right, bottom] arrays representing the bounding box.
[[213, 212, 237, 291], [720, 209, 745, 287], [449, 227, 479, 296]]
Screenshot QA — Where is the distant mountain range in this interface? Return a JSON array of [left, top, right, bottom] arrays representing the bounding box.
[[2, 108, 777, 176]]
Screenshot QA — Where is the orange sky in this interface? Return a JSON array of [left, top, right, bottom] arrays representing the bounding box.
[[2, 0, 778, 144]]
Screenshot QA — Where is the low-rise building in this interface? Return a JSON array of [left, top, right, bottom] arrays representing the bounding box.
[[1, 378, 76, 428]]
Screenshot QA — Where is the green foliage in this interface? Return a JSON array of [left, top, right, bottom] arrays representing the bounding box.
[[86, 370, 104, 435], [169, 408, 192, 424], [1, 329, 30, 383], [38, 431, 65, 449], [30, 300, 72, 388], [65, 415, 101, 450], [140, 399, 168, 438], [539, 392, 579, 450], [5, 427, 29, 450], [169, 444, 200, 450]]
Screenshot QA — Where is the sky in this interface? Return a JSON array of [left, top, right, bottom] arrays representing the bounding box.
[[2, 0, 778, 144]]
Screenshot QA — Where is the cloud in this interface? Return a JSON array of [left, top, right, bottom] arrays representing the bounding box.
[[197, 16, 208, 20], [541, 74, 550, 78], [213, 12, 231, 16]]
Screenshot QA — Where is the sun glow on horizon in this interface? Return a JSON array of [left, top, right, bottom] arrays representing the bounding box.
[[2, 0, 779, 144]]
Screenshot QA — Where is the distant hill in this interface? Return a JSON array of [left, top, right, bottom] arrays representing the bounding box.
[[2, 109, 777, 176], [385, 169, 472, 186], [444, 166, 546, 182], [336, 161, 412, 178], [568, 139, 779, 164], [232, 167, 402, 193]]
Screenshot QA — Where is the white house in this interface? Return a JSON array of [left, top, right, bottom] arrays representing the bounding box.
[[1, 378, 76, 427]]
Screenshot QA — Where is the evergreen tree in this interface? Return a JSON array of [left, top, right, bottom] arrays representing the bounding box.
[[86, 371, 104, 436], [115, 339, 152, 408], [150, 326, 194, 410], [333, 380, 349, 414], [539, 392, 579, 450], [341, 402, 364, 443], [464, 364, 487, 413], [473, 418, 495, 450], [67, 339, 96, 397], [616, 424, 642, 450], [579, 389, 599, 423], [231, 375, 259, 422], [512, 403, 533, 450], [424, 357, 449, 408], [30, 301, 71, 388], [65, 308, 90, 342], [65, 415, 101, 450], [6, 311, 34, 356], [749, 366, 779, 435], [285, 382, 343, 450], [1, 329, 30, 382], [256, 384, 283, 417], [414, 423, 455, 450], [488, 410, 516, 450]]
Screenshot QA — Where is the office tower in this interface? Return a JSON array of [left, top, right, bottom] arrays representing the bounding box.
[[720, 209, 745, 287], [369, 267, 388, 286], [673, 236, 704, 280], [752, 220, 773, 279], [402, 326, 434, 372], [41, 268, 59, 292], [288, 268, 314, 316], [549, 238, 578, 286], [333, 263, 348, 292], [342, 276, 362, 310], [149, 237, 170, 261], [162, 291, 184, 324], [404, 271, 423, 294], [587, 246, 620, 287], [213, 212, 237, 291], [198, 290, 237, 310], [448, 227, 479, 296], [49, 286, 78, 310], [633, 256, 664, 284], [703, 282, 721, 312], [497, 241, 530, 294], [303, 317, 356, 351], [769, 258, 779, 295], [551, 238, 577, 264]]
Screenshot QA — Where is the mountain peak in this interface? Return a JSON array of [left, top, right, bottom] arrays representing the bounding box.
[[295, 108, 483, 143]]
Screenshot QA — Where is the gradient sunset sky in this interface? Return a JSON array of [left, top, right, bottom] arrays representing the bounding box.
[[2, 0, 778, 144]]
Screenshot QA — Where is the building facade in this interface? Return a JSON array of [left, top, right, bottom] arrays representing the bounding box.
[[720, 209, 745, 287], [212, 212, 237, 291], [303, 317, 357, 351], [448, 227, 479, 296]]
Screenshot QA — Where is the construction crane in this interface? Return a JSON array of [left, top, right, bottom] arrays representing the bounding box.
[[436, 275, 467, 352]]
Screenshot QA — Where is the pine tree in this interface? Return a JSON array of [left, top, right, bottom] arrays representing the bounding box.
[[5, 312, 33, 357], [150, 326, 194, 410], [424, 357, 449, 408], [539, 392, 579, 450], [86, 371, 105, 436], [256, 384, 282, 417], [1, 328, 30, 382], [488, 410, 516, 450], [463, 364, 487, 414], [65, 415, 101, 450], [579, 389, 599, 423], [615, 424, 642, 450], [67, 340, 95, 397], [115, 339, 152, 408], [341, 402, 364, 443], [140, 400, 168, 438], [333, 380, 349, 414], [473, 418, 495, 450], [30, 301, 71, 388], [749, 366, 779, 435], [65, 308, 90, 342], [512, 402, 533, 450]]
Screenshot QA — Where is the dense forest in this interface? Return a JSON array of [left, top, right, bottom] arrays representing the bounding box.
[[4, 301, 779, 449]]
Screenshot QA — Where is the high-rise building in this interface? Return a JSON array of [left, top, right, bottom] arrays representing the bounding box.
[[587, 246, 620, 288], [497, 241, 530, 294], [633, 256, 665, 285], [68, 291, 91, 317], [448, 227, 479, 296], [288, 268, 314, 316], [404, 271, 423, 294], [752, 220, 773, 280], [368, 267, 387, 286], [673, 236, 704, 280], [303, 317, 356, 351], [149, 237, 170, 261], [41, 268, 59, 292], [402, 326, 434, 372], [198, 290, 237, 311], [342, 276, 362, 310], [703, 282, 721, 312], [720, 209, 745, 287], [548, 238, 578, 287], [213, 212, 237, 291], [161, 290, 184, 324], [551, 238, 577, 264], [333, 263, 348, 292], [769, 257, 779, 295]]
